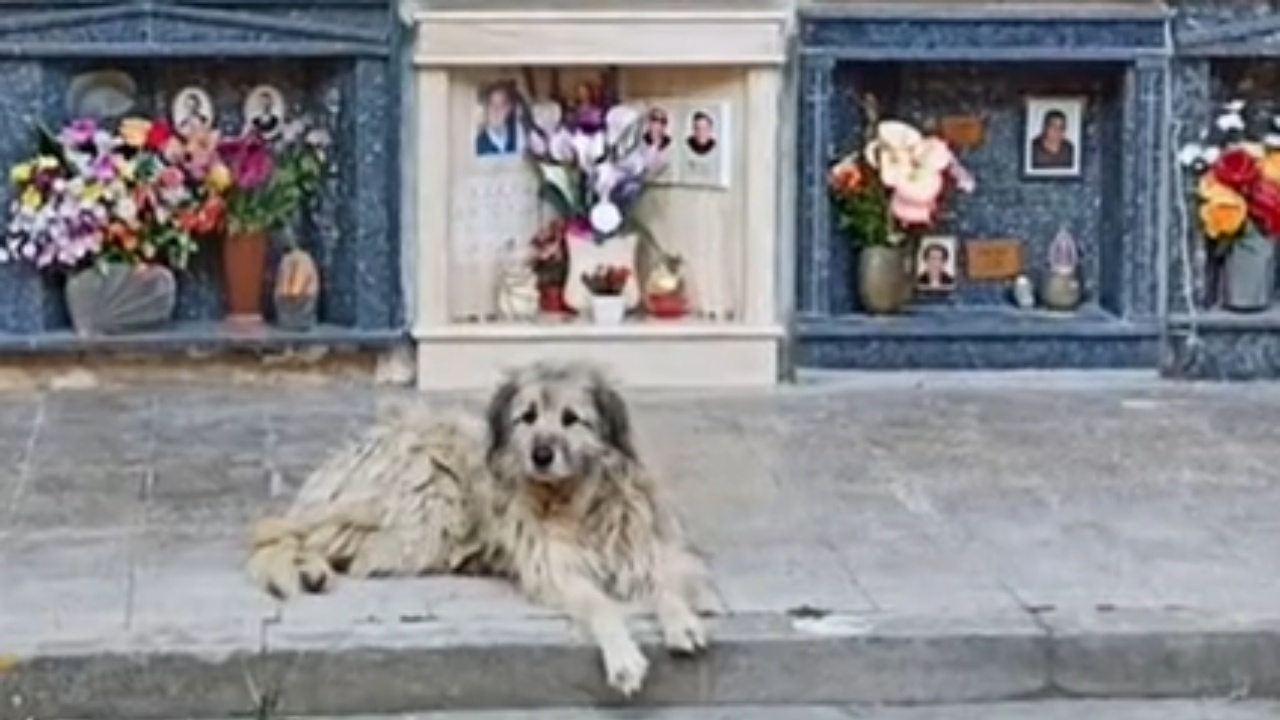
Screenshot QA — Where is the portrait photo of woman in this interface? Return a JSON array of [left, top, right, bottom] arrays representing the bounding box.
[[916, 237, 958, 291]]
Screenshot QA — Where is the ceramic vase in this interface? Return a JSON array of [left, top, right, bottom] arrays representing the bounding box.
[[590, 294, 626, 325], [222, 228, 268, 323], [857, 245, 906, 314], [1223, 228, 1276, 313]]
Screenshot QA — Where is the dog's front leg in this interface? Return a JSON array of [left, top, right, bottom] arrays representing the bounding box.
[[554, 575, 649, 697], [653, 549, 709, 656]]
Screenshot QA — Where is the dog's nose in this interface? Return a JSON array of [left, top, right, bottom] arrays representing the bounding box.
[[531, 443, 555, 469]]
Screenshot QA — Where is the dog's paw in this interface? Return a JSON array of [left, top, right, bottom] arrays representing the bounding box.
[[602, 642, 649, 697], [662, 612, 708, 657]]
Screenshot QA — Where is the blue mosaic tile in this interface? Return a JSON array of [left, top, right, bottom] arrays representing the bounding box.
[[0, 0, 402, 345]]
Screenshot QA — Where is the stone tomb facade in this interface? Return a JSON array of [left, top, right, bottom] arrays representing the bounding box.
[[409, 1, 789, 389], [0, 0, 403, 352], [794, 1, 1170, 370], [1166, 0, 1280, 379]]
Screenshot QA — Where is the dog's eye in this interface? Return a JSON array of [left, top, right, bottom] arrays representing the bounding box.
[[561, 409, 580, 427], [517, 405, 538, 424]]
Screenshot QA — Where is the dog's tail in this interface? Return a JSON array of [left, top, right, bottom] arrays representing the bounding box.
[[246, 501, 382, 599]]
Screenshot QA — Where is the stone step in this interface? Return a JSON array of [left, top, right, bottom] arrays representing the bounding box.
[[197, 702, 1280, 720], [6, 608, 1280, 720]]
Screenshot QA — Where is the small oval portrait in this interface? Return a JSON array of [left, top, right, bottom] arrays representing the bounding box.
[[171, 86, 214, 137], [244, 84, 286, 140]]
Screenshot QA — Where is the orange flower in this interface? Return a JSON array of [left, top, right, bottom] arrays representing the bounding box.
[[107, 221, 139, 250], [1198, 187, 1248, 241], [1262, 151, 1280, 185], [828, 156, 862, 193], [118, 117, 152, 148]]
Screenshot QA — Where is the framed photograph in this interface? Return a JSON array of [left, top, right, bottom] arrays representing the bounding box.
[[673, 100, 731, 189], [474, 79, 527, 160], [1022, 96, 1085, 179], [916, 235, 958, 292], [171, 85, 214, 137], [244, 84, 286, 140]]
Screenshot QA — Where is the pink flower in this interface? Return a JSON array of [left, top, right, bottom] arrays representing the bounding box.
[[218, 134, 273, 190], [157, 166, 184, 188], [61, 118, 98, 147]]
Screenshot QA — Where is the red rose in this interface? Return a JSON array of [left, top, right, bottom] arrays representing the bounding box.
[[146, 119, 173, 151], [1250, 179, 1280, 236], [1212, 148, 1261, 191]]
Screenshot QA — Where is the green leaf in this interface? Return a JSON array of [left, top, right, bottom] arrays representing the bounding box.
[[536, 163, 580, 215]]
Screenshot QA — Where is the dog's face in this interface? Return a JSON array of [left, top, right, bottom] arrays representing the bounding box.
[[486, 363, 636, 484]]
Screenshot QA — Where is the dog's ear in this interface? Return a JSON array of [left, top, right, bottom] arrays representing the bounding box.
[[485, 376, 520, 459], [591, 377, 636, 461]]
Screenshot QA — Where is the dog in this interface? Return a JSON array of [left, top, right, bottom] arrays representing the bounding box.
[[246, 361, 711, 697]]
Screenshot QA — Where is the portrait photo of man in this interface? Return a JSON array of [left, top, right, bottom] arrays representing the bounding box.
[[1024, 97, 1084, 178], [248, 87, 283, 138], [475, 81, 521, 158], [686, 110, 717, 156], [916, 238, 958, 291]]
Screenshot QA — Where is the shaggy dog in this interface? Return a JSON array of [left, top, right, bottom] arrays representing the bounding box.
[[247, 361, 710, 696]]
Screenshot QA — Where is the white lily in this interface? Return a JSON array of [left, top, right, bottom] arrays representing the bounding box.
[[605, 105, 641, 147], [571, 131, 606, 170], [531, 101, 563, 135], [547, 129, 576, 163], [594, 161, 622, 200]]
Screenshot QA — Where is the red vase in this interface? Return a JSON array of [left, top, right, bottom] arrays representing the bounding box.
[[539, 285, 569, 314], [645, 292, 687, 319]]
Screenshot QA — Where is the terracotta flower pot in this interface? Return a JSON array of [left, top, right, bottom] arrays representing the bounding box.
[[222, 228, 268, 323]]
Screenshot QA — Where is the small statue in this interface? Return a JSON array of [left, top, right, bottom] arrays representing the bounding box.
[[1041, 226, 1082, 311], [496, 238, 540, 321], [1012, 275, 1035, 309], [644, 254, 687, 319]]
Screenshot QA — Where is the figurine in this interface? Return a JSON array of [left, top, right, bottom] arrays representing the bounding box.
[[1041, 226, 1082, 311], [644, 254, 688, 319], [496, 238, 540, 320]]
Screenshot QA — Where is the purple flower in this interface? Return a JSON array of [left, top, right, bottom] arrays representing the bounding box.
[[61, 118, 98, 147], [218, 134, 274, 190]]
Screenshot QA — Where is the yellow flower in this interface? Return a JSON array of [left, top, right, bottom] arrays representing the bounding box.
[[79, 182, 104, 203], [205, 162, 232, 193], [9, 162, 32, 185], [118, 117, 152, 148], [35, 156, 58, 171], [113, 156, 136, 181], [20, 186, 41, 209]]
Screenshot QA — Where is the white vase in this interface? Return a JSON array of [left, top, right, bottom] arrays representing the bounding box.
[[590, 294, 626, 325]]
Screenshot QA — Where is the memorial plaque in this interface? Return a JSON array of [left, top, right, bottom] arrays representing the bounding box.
[[965, 238, 1023, 280], [939, 115, 984, 148]]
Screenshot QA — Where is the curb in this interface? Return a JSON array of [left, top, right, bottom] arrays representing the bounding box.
[[3, 609, 1280, 719]]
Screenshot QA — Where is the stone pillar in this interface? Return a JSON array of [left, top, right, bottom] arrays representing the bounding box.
[[0, 61, 53, 334], [796, 53, 835, 316], [1168, 59, 1213, 316], [1121, 56, 1168, 319], [345, 57, 401, 330]]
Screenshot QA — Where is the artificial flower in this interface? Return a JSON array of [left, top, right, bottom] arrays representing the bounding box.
[[526, 131, 548, 157], [1262, 152, 1280, 185], [146, 119, 173, 151], [20, 186, 41, 209], [1178, 143, 1206, 169], [1250, 179, 1280, 236], [60, 118, 98, 147], [118, 118, 152, 148], [218, 134, 273, 189], [547, 129, 576, 163], [205, 162, 232, 192], [9, 162, 32, 185], [1212, 148, 1261, 191], [1198, 187, 1248, 240], [828, 155, 862, 193], [35, 156, 58, 171]]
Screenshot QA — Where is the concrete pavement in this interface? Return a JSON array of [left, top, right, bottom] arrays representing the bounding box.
[[3, 377, 1280, 718]]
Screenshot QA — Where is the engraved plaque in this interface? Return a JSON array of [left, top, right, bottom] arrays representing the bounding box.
[[939, 115, 984, 148], [965, 238, 1023, 281]]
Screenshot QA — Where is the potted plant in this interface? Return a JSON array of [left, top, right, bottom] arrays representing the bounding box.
[[214, 118, 329, 324], [829, 105, 975, 314], [580, 264, 631, 325], [524, 78, 669, 313], [2, 116, 223, 335], [1179, 100, 1280, 313]]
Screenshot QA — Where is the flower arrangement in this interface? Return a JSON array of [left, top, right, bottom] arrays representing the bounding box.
[[581, 264, 631, 297], [525, 86, 666, 240], [217, 119, 331, 235], [828, 117, 975, 248], [2, 117, 226, 272], [1178, 100, 1280, 244]]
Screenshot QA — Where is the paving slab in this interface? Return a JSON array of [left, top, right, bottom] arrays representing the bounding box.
[[2, 379, 1280, 718]]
